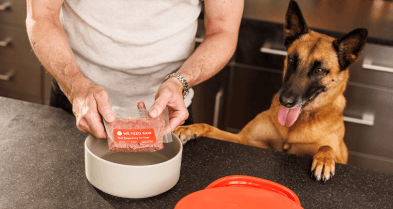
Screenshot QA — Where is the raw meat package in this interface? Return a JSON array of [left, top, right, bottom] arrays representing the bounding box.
[[103, 106, 172, 152]]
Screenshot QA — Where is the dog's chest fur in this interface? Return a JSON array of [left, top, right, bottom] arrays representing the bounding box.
[[268, 94, 346, 155]]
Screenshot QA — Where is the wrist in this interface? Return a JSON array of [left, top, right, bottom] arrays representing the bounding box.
[[167, 77, 184, 91], [57, 66, 87, 98], [163, 73, 189, 99], [69, 76, 93, 103]]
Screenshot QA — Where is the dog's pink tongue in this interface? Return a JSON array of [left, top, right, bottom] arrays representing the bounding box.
[[278, 106, 301, 127]]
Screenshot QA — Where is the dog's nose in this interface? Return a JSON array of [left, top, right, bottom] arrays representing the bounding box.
[[279, 95, 297, 108]]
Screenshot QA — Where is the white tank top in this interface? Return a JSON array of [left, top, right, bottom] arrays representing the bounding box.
[[60, 0, 201, 109]]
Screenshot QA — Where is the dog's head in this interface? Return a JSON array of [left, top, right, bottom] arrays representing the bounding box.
[[277, 0, 368, 127]]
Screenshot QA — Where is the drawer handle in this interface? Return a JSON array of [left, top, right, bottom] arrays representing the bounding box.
[[213, 87, 224, 127], [195, 37, 204, 43], [260, 41, 288, 56], [0, 1, 11, 11], [362, 58, 393, 73], [343, 112, 374, 126], [0, 37, 12, 47], [0, 69, 15, 81]]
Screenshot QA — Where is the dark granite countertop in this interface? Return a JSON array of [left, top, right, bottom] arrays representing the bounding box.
[[242, 0, 393, 46], [1, 96, 393, 209]]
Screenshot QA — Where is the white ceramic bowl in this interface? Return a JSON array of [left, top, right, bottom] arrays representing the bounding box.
[[85, 133, 183, 198]]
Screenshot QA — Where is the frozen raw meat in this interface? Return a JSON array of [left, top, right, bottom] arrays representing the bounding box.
[[103, 102, 171, 152]]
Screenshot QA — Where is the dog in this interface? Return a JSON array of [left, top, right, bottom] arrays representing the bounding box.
[[174, 0, 368, 182]]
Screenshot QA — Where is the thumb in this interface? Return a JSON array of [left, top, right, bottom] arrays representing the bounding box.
[[149, 91, 171, 118], [94, 90, 115, 123]]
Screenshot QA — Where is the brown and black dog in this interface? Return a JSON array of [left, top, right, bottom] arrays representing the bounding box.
[[174, 0, 368, 182]]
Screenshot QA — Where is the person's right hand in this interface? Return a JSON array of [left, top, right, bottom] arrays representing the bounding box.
[[69, 79, 116, 139]]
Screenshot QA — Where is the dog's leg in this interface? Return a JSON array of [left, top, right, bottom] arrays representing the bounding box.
[[174, 123, 247, 145], [174, 111, 282, 149], [311, 146, 336, 182]]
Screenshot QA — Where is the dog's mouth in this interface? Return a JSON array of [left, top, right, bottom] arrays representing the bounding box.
[[277, 91, 322, 128], [277, 105, 302, 128]]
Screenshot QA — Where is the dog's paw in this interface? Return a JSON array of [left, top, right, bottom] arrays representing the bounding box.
[[174, 125, 199, 145], [311, 155, 335, 183]]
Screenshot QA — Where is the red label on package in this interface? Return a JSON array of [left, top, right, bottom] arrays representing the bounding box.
[[113, 129, 157, 143]]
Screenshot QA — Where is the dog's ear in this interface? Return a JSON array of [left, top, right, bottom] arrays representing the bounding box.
[[333, 28, 368, 71], [284, 0, 308, 48]]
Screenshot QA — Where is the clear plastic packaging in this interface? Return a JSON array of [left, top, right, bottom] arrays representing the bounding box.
[[103, 106, 172, 152]]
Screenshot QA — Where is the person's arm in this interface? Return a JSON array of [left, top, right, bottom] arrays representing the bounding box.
[[178, 0, 244, 87], [149, 0, 244, 130], [26, 0, 115, 138]]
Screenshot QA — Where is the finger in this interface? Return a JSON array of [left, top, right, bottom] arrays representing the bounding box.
[[84, 112, 107, 138], [94, 89, 115, 123], [168, 110, 188, 132], [169, 118, 185, 132], [149, 89, 172, 118], [170, 106, 189, 121], [73, 99, 90, 133], [76, 116, 91, 133], [137, 101, 146, 110], [85, 96, 107, 138]]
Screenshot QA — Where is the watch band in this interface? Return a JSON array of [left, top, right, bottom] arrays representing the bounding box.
[[162, 73, 189, 99]]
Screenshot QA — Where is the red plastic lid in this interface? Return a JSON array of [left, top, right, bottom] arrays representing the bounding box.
[[175, 175, 303, 209]]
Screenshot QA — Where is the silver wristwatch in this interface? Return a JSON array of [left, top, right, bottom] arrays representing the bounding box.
[[162, 73, 189, 99]]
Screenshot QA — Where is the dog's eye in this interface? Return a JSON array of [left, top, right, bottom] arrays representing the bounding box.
[[314, 68, 324, 75], [289, 58, 294, 64]]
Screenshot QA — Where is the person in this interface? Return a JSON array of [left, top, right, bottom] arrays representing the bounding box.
[[26, 0, 243, 139]]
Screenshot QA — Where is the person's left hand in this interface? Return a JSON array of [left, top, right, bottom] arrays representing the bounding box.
[[149, 77, 189, 132]]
